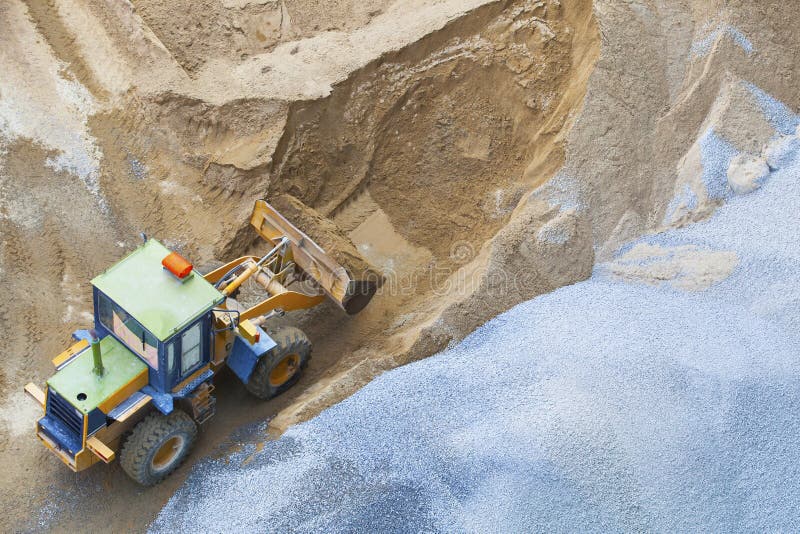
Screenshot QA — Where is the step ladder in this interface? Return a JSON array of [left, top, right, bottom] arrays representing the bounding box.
[[190, 382, 216, 424]]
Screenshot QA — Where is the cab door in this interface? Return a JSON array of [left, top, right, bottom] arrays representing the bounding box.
[[163, 314, 212, 390]]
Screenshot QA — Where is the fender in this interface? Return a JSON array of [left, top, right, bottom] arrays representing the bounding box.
[[227, 326, 278, 384]]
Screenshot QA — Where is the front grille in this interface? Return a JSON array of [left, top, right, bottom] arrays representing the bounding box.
[[47, 390, 83, 437]]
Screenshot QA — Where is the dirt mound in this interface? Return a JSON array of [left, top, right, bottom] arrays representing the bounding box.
[[3, 0, 800, 530], [270, 0, 584, 261], [133, 0, 393, 73], [260, 0, 599, 426]]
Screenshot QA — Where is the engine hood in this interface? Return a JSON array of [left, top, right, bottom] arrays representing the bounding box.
[[47, 335, 149, 415]]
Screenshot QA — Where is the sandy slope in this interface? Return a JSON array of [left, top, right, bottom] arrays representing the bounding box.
[[154, 91, 800, 532]]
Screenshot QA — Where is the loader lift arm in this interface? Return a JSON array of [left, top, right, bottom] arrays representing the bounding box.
[[203, 251, 325, 322]]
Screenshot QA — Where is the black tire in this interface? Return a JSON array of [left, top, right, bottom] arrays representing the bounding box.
[[120, 411, 197, 486], [245, 326, 311, 400]]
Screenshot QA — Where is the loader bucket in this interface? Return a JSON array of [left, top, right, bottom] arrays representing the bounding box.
[[250, 197, 382, 315]]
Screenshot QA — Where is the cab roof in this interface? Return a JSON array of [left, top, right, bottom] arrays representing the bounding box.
[[92, 239, 224, 341]]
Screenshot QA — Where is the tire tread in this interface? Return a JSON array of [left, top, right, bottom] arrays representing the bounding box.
[[245, 326, 311, 400], [120, 410, 197, 486]]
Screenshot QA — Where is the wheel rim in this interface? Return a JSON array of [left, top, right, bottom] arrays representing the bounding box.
[[268, 353, 300, 387], [152, 435, 184, 472]]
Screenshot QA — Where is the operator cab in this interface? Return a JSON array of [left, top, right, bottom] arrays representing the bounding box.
[[91, 240, 225, 393]]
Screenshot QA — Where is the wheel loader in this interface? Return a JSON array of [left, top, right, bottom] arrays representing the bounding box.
[[24, 197, 381, 486]]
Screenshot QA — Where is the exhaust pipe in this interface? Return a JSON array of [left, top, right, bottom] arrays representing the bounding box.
[[89, 330, 104, 376]]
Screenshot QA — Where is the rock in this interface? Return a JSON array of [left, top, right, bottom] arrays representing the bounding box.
[[536, 210, 575, 246], [599, 243, 738, 291], [763, 135, 800, 170], [727, 153, 769, 195]]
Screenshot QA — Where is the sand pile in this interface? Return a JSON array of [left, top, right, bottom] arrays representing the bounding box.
[[1, 0, 800, 530]]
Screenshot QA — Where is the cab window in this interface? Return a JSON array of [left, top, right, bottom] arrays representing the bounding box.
[[98, 292, 159, 369], [181, 322, 202, 375], [166, 342, 177, 377]]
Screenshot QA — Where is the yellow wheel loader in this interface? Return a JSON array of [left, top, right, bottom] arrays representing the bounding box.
[[24, 197, 381, 486]]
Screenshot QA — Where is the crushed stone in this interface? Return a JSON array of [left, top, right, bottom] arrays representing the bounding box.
[[690, 23, 754, 57]]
